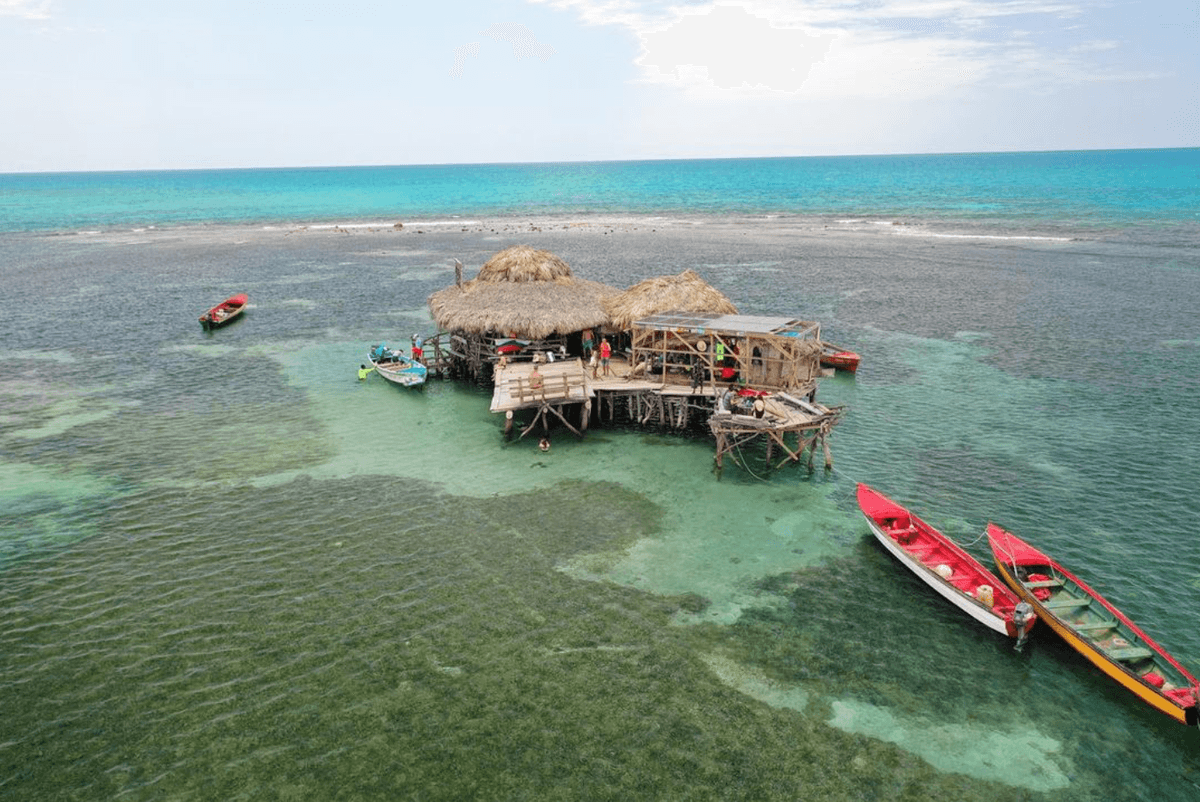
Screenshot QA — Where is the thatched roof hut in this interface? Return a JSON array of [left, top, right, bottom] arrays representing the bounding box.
[[427, 246, 617, 339], [603, 269, 739, 330]]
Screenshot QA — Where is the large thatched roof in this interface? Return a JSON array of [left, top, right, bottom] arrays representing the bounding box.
[[427, 246, 617, 339], [603, 269, 739, 330]]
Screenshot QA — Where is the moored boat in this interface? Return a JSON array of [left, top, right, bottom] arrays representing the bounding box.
[[819, 342, 861, 373], [857, 483, 1035, 642], [368, 343, 427, 388], [988, 523, 1200, 726], [199, 293, 248, 330]]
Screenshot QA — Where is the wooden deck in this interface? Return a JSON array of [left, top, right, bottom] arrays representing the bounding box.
[[491, 356, 727, 412], [487, 353, 845, 474], [490, 359, 593, 413]]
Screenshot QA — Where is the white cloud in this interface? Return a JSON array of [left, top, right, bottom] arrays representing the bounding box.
[[481, 22, 557, 60], [529, 0, 1123, 100], [0, 0, 52, 19], [636, 5, 832, 92], [449, 41, 482, 78]]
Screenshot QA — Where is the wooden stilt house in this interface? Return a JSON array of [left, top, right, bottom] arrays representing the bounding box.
[[426, 245, 618, 381]]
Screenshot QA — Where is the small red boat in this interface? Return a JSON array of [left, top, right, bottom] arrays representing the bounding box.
[[988, 523, 1200, 726], [820, 343, 861, 373], [200, 293, 248, 330], [857, 484, 1036, 642]]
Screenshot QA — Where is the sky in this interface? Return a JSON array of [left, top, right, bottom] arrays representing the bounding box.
[[1, 0, 1196, 172]]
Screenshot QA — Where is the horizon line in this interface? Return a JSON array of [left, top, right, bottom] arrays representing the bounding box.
[[4, 145, 1198, 178]]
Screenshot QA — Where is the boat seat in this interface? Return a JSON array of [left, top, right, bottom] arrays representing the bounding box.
[[1023, 578, 1063, 589], [1042, 597, 1091, 611], [1074, 621, 1117, 633], [1107, 646, 1153, 662]]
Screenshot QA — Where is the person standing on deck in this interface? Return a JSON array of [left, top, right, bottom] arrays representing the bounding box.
[[599, 338, 612, 377], [582, 328, 594, 358], [690, 356, 704, 392], [411, 334, 424, 363]]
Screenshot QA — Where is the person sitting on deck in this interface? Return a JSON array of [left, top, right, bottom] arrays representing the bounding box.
[[529, 365, 545, 399], [719, 386, 735, 413]]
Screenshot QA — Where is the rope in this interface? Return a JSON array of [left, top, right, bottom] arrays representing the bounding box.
[[955, 528, 988, 549], [729, 438, 770, 482]]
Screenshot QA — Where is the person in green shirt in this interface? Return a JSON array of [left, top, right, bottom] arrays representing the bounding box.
[[358, 364, 373, 381]]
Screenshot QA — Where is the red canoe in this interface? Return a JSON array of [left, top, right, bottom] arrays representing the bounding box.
[[857, 484, 1036, 641], [820, 343, 861, 373], [200, 293, 248, 330], [988, 523, 1200, 725]]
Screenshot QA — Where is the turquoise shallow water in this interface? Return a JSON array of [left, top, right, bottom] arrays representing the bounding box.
[[3, 153, 1200, 799]]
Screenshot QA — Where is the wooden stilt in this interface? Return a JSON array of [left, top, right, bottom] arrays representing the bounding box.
[[547, 403, 583, 438], [504, 410, 513, 439]]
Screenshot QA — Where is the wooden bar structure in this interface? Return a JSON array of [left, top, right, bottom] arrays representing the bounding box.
[[628, 312, 824, 396], [427, 248, 851, 476], [484, 313, 846, 476], [708, 392, 844, 477], [415, 331, 455, 379], [456, 332, 569, 382]]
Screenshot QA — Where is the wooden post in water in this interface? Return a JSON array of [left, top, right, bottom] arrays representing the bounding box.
[[504, 410, 513, 439]]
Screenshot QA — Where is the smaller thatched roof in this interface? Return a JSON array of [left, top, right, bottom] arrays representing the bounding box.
[[475, 245, 573, 283], [428, 246, 617, 339], [603, 270, 739, 330]]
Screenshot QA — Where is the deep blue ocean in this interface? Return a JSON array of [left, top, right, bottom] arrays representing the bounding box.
[[3, 149, 1198, 234], [2, 150, 1200, 800]]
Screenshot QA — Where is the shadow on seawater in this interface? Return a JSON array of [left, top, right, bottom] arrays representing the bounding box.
[[2, 473, 1028, 801]]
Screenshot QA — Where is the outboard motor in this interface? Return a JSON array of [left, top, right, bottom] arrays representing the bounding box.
[[1012, 601, 1035, 651]]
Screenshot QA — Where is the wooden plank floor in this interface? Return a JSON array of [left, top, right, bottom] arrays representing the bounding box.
[[491, 356, 833, 431], [490, 359, 592, 413]]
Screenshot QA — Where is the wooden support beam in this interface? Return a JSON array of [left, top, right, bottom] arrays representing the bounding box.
[[546, 403, 583, 438]]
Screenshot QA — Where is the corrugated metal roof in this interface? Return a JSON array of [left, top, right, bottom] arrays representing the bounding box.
[[634, 312, 819, 338]]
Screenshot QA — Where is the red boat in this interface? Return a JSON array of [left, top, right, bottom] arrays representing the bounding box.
[[988, 523, 1200, 725], [200, 293, 248, 330], [820, 343, 861, 373], [857, 484, 1035, 642]]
